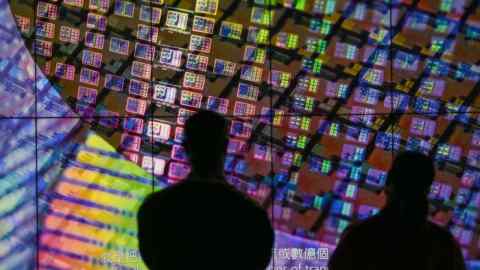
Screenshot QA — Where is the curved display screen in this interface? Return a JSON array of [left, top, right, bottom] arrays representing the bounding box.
[[0, 0, 479, 269]]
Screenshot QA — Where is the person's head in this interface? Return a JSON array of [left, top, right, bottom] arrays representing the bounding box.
[[385, 151, 435, 217], [183, 110, 229, 177], [137, 182, 275, 270]]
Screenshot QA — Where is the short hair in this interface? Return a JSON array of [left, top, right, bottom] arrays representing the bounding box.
[[183, 110, 229, 159], [183, 110, 228, 175], [386, 151, 435, 197], [137, 182, 275, 270]]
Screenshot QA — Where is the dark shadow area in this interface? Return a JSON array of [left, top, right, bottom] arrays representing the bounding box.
[[137, 110, 275, 270], [329, 151, 467, 270]]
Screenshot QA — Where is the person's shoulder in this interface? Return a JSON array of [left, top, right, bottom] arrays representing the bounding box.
[[140, 181, 197, 206], [163, 178, 231, 190], [426, 221, 457, 243], [339, 213, 385, 240], [350, 213, 384, 231], [148, 180, 256, 204], [147, 179, 220, 196]]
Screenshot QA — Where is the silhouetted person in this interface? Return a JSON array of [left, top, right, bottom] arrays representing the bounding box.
[[137, 110, 274, 270], [329, 151, 466, 270]]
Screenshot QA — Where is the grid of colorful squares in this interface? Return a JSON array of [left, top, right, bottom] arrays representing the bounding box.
[[8, 0, 480, 267]]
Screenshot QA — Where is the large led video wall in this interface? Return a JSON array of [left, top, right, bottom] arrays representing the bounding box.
[[1, 0, 480, 269]]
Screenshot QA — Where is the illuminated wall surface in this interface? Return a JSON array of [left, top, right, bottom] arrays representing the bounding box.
[[1, 0, 480, 269]]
